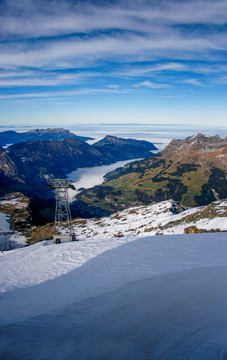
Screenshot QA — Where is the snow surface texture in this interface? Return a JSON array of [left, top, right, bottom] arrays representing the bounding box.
[[1, 232, 227, 359], [0, 232, 27, 251]]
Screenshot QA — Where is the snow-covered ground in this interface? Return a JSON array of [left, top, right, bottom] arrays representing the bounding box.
[[0, 193, 30, 250], [0, 211, 27, 251], [0, 231, 227, 359], [0, 232, 27, 251]]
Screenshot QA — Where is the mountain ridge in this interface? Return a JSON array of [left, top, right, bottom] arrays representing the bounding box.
[[0, 128, 93, 146], [75, 133, 227, 215]]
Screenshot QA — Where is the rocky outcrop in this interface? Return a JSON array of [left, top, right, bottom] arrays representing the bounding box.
[[161, 133, 227, 162], [0, 192, 31, 231], [0, 150, 16, 177]]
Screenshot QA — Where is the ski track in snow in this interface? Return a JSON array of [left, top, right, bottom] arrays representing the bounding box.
[[0, 232, 227, 359]]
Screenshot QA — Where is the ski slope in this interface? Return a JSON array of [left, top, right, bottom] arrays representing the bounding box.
[[0, 232, 227, 359]]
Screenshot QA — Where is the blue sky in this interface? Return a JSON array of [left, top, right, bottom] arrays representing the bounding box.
[[0, 0, 227, 126]]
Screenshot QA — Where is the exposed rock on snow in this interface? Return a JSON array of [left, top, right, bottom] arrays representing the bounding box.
[[70, 199, 227, 239]]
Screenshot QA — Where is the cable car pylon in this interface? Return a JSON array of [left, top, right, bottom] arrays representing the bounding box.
[[48, 179, 77, 243]]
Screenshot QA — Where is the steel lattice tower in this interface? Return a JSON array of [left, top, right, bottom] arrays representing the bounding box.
[[49, 179, 76, 243]]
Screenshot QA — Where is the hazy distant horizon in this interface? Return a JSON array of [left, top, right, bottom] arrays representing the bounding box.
[[1, 123, 227, 145]]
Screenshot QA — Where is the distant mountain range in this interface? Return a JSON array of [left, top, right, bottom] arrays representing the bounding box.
[[75, 133, 227, 215], [0, 128, 92, 146]]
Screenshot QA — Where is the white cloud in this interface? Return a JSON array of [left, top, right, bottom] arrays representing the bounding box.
[[184, 79, 203, 86], [107, 85, 120, 89], [134, 80, 169, 89], [0, 0, 226, 94], [0, 87, 132, 100], [117, 62, 187, 78], [0, 71, 100, 87], [0, 0, 227, 39], [0, 30, 225, 70]]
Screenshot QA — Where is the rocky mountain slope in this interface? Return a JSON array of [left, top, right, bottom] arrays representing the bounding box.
[[1, 194, 226, 248], [0, 135, 157, 224], [0, 127, 92, 146], [1, 135, 156, 190], [0, 192, 31, 231], [75, 134, 227, 214], [93, 135, 157, 162]]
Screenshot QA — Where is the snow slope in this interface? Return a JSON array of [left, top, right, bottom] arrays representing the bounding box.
[[0, 193, 29, 250], [0, 212, 11, 232], [0, 232, 227, 359], [0, 212, 27, 251]]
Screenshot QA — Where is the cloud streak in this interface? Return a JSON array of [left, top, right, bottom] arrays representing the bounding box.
[[0, 31, 225, 70], [134, 80, 169, 89], [0, 0, 227, 39], [0, 87, 132, 100]]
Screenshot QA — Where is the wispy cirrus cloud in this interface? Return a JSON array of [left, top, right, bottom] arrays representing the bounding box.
[[0, 31, 226, 71], [0, 87, 132, 100], [183, 79, 203, 86], [0, 70, 100, 87], [134, 80, 169, 89], [0, 0, 227, 39]]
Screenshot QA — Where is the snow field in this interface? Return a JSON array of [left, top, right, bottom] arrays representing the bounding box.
[[0, 232, 227, 359], [1, 232, 227, 324], [2, 266, 225, 360]]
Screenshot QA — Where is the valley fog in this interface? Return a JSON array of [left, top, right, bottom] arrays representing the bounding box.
[[68, 159, 143, 201]]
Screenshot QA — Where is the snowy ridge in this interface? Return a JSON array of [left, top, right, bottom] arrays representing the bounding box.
[[0, 194, 27, 210], [71, 199, 227, 240]]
